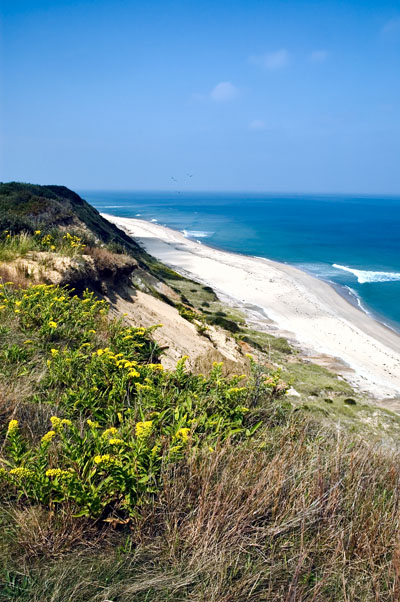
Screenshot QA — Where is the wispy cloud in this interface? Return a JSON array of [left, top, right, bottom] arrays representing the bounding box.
[[249, 119, 266, 130], [209, 81, 239, 102], [250, 49, 289, 70], [381, 17, 400, 35], [309, 50, 328, 63]]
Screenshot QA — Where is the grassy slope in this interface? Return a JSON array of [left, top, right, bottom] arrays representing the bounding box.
[[1, 183, 400, 601]]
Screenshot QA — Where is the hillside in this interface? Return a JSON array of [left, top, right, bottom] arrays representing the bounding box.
[[1, 183, 400, 601]]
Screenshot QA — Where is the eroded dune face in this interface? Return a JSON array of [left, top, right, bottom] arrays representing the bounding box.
[[109, 287, 249, 375]]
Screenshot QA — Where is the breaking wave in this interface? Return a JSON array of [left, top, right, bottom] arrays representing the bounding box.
[[333, 264, 400, 284], [182, 229, 213, 239]]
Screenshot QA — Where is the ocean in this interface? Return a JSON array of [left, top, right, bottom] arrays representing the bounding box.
[[81, 191, 400, 332]]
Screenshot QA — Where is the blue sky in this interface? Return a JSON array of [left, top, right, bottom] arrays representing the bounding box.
[[1, 0, 400, 193]]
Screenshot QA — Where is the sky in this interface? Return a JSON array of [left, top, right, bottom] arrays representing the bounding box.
[[1, 0, 400, 193]]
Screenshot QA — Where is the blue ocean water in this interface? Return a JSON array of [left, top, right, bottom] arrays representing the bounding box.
[[81, 191, 400, 332]]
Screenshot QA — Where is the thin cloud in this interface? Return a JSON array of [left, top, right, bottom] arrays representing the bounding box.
[[249, 119, 266, 130], [310, 50, 328, 63], [210, 81, 239, 102], [251, 49, 289, 70], [381, 17, 400, 35]]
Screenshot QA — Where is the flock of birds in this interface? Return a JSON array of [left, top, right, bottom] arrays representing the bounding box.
[[170, 173, 194, 193]]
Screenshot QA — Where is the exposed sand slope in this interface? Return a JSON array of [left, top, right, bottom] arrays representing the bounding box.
[[102, 214, 400, 400], [108, 287, 247, 374]]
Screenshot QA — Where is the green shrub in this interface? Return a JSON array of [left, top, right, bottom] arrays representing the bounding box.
[[0, 282, 288, 521]]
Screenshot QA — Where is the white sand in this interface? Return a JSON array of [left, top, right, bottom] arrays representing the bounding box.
[[103, 214, 400, 400]]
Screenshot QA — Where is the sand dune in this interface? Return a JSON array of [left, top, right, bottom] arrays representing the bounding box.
[[102, 214, 400, 400]]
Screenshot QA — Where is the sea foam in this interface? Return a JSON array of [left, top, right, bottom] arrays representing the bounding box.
[[333, 264, 400, 284], [182, 229, 213, 239]]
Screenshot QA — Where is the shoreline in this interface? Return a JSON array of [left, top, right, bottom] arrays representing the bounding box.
[[102, 213, 400, 401]]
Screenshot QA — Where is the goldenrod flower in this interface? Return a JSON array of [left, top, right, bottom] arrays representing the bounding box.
[[10, 467, 33, 478], [48, 321, 57, 328], [135, 383, 151, 391], [102, 427, 118, 438], [135, 420, 153, 440], [108, 438, 125, 446], [93, 454, 120, 468], [50, 348, 59, 355], [148, 363, 164, 371], [41, 430, 56, 444], [151, 444, 160, 456], [50, 416, 62, 429], [34, 230, 41, 235], [7, 420, 18, 435], [46, 468, 73, 479], [87, 419, 100, 428], [175, 427, 190, 443]]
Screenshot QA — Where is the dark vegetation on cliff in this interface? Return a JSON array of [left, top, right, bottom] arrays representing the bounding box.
[[1, 183, 400, 601]]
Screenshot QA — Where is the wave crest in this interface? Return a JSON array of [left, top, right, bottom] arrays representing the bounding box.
[[182, 229, 213, 239], [333, 264, 400, 284]]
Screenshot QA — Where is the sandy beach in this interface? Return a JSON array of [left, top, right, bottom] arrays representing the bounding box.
[[102, 214, 400, 400]]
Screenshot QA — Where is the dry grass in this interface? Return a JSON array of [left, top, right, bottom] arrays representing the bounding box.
[[133, 419, 400, 601], [3, 417, 400, 601], [0, 266, 33, 289]]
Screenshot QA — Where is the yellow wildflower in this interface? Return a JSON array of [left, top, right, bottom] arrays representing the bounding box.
[[46, 468, 73, 479], [34, 230, 41, 235], [7, 420, 18, 435], [93, 454, 120, 468], [48, 321, 57, 328], [23, 340, 33, 344], [151, 444, 161, 456], [50, 416, 62, 429], [15, 301, 21, 306], [148, 363, 164, 371], [87, 419, 100, 428], [175, 427, 190, 443], [128, 369, 140, 379], [88, 329, 96, 334], [41, 430, 56, 444], [102, 427, 118, 439], [135, 383, 151, 391], [135, 420, 153, 440], [96, 349, 104, 356], [50, 348, 59, 355], [10, 467, 33, 478], [14, 309, 20, 314], [108, 438, 125, 446]]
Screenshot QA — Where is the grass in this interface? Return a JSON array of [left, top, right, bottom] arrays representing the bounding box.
[[2, 416, 400, 600]]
